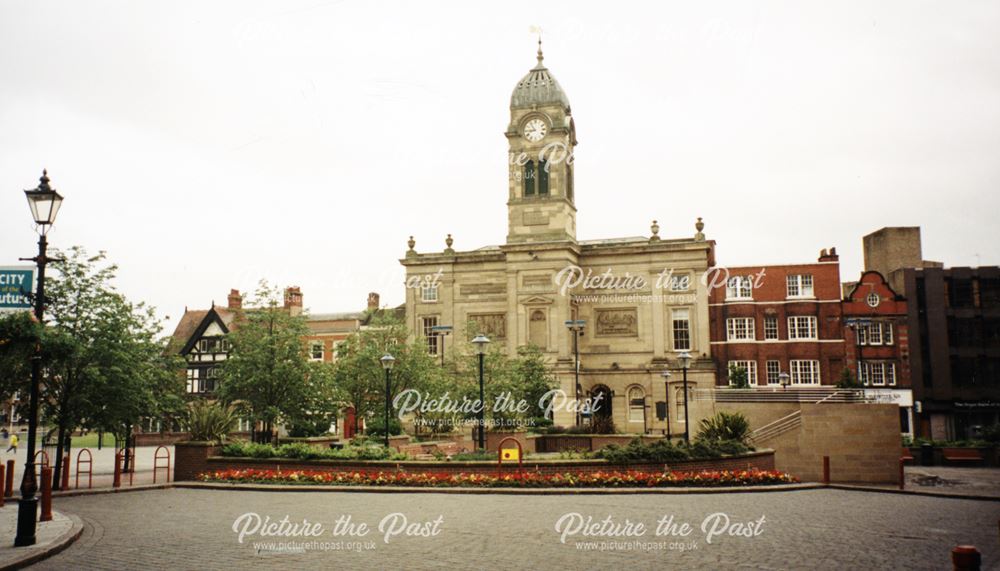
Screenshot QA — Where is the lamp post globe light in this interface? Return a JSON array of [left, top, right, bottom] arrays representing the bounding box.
[[16, 170, 63, 548], [563, 320, 586, 426], [779, 371, 791, 390], [660, 369, 672, 440], [471, 334, 490, 450], [380, 353, 395, 449], [678, 351, 692, 444]]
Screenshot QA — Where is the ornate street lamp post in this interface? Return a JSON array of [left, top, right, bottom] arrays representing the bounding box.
[[380, 353, 395, 449], [660, 369, 672, 440], [678, 351, 692, 444], [430, 324, 453, 367], [16, 170, 63, 548], [564, 320, 586, 426], [471, 334, 490, 450], [779, 371, 791, 391]]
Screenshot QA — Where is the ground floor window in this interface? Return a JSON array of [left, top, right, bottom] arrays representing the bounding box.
[[790, 360, 820, 385], [766, 360, 781, 384], [628, 387, 645, 423]]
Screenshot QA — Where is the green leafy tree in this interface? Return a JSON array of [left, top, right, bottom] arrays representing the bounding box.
[[727, 364, 751, 389], [0, 311, 40, 407], [836, 367, 862, 389], [38, 247, 183, 486], [331, 312, 439, 437], [217, 281, 315, 443]]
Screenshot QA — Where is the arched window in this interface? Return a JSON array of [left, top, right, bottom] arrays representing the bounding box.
[[538, 159, 549, 195], [528, 309, 547, 349], [628, 387, 645, 423], [524, 160, 535, 196]]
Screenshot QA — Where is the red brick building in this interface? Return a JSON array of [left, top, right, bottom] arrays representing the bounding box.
[[842, 271, 911, 388], [842, 270, 913, 435], [708, 249, 846, 386]]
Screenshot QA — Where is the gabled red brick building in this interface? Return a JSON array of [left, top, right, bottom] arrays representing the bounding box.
[[842, 271, 911, 389], [708, 249, 846, 386], [842, 270, 913, 435]]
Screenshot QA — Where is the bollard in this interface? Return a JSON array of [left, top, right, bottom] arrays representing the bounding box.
[[952, 545, 981, 571], [899, 457, 905, 490], [61, 454, 70, 490], [40, 467, 53, 522], [822, 456, 830, 485], [4, 459, 13, 498], [0, 464, 5, 507], [113, 453, 122, 488]]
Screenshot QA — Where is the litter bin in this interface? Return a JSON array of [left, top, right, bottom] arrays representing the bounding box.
[[920, 443, 934, 466]]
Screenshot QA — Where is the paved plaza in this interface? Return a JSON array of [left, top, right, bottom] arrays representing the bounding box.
[[18, 487, 999, 570]]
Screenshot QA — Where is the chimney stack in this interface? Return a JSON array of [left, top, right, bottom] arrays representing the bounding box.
[[284, 286, 303, 316], [818, 247, 840, 262], [367, 292, 380, 311], [227, 289, 243, 310]]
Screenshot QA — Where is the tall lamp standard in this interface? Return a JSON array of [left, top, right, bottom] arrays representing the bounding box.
[[660, 369, 672, 440], [779, 372, 791, 391], [379, 354, 395, 449], [430, 325, 453, 367], [471, 334, 490, 450], [678, 351, 692, 444], [16, 170, 63, 548], [564, 320, 586, 426]]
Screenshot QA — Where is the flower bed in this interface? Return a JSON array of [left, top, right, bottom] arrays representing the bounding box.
[[197, 467, 797, 488]]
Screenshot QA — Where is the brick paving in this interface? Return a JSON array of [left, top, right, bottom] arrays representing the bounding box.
[[22, 488, 1000, 570]]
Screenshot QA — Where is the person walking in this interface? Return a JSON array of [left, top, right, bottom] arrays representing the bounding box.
[[6, 433, 18, 453]]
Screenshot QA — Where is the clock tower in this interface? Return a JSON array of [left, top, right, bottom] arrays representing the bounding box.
[[506, 42, 577, 244]]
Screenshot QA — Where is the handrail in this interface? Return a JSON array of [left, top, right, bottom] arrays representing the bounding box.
[[749, 410, 802, 444]]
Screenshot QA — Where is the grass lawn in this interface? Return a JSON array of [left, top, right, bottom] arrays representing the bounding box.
[[67, 432, 117, 448]]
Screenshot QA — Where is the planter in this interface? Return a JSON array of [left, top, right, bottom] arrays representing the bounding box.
[[188, 450, 776, 481], [174, 441, 221, 481]]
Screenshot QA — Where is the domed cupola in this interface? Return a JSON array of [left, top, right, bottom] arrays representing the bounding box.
[[510, 42, 570, 110]]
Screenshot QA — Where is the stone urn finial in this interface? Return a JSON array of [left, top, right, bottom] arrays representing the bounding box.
[[694, 217, 705, 241], [446, 234, 454, 248], [407, 236, 416, 251], [650, 220, 661, 242]]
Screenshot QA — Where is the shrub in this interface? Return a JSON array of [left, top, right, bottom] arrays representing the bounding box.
[[598, 438, 751, 464], [728, 365, 751, 389], [183, 401, 239, 443], [219, 440, 407, 461], [365, 417, 403, 438], [697, 412, 751, 444]]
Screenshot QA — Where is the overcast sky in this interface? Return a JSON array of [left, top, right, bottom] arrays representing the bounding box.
[[2, 1, 999, 334]]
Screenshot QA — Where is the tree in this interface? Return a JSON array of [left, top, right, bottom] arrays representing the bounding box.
[[331, 312, 439, 437], [837, 367, 862, 389], [37, 247, 183, 487], [0, 311, 39, 410], [447, 322, 557, 432], [727, 364, 751, 389], [217, 281, 320, 443]]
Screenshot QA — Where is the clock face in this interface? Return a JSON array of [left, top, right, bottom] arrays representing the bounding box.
[[523, 119, 547, 142]]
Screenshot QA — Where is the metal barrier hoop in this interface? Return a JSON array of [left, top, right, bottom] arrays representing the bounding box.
[[76, 448, 93, 489], [153, 445, 171, 484]]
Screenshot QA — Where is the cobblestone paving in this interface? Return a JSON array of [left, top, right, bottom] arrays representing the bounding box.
[[28, 488, 999, 570]]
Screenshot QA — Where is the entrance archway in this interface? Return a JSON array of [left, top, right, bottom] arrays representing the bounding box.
[[590, 384, 613, 422]]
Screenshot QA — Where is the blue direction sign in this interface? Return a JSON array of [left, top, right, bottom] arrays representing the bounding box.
[[0, 266, 35, 312]]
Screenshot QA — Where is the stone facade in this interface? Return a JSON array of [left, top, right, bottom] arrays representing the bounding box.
[[401, 47, 715, 431]]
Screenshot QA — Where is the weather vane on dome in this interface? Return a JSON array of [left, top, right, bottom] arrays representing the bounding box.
[[530, 25, 543, 65]]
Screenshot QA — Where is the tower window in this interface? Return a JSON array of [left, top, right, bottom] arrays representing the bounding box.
[[538, 160, 549, 195], [524, 160, 535, 196]]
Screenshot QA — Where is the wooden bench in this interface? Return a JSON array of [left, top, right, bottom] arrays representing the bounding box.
[[941, 447, 984, 465]]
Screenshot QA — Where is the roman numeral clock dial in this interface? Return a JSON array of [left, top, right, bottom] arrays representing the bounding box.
[[523, 118, 547, 142]]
